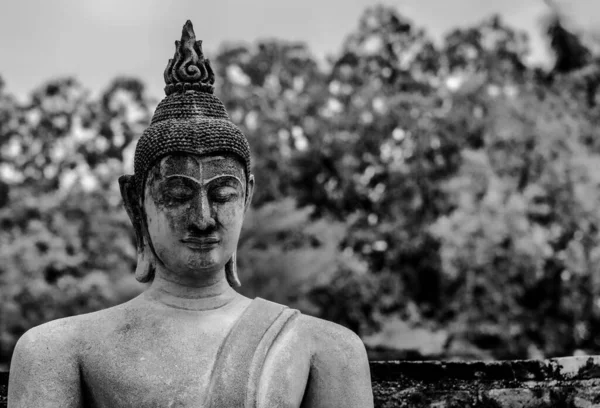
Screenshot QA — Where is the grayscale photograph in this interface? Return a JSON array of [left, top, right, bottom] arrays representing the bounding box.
[[2, 0, 600, 406]]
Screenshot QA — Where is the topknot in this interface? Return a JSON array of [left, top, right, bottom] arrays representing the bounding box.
[[163, 20, 216, 96]]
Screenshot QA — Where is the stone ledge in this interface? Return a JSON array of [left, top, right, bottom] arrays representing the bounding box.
[[0, 372, 6, 408], [2, 357, 600, 407], [370, 357, 600, 407]]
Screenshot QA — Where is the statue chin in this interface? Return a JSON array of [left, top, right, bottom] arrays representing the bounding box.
[[156, 241, 229, 272]]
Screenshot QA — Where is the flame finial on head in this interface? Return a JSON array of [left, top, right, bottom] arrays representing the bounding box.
[[163, 20, 215, 95]]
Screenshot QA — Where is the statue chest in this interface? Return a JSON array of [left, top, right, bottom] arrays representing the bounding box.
[[77, 316, 310, 408], [79, 331, 221, 407]]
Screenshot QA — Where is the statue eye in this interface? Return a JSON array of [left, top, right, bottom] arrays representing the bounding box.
[[165, 184, 194, 200], [211, 186, 239, 203]]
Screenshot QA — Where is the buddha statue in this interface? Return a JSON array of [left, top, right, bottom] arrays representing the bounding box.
[[8, 21, 373, 407]]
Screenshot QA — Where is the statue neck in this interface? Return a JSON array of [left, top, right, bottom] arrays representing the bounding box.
[[143, 268, 239, 311]]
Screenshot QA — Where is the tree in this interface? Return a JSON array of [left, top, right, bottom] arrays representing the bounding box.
[[431, 77, 600, 358], [290, 5, 460, 319], [442, 14, 529, 85]]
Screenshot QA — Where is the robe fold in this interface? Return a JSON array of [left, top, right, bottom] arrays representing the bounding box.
[[206, 298, 300, 407]]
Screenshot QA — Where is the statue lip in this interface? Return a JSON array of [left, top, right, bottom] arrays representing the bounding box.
[[180, 235, 220, 248]]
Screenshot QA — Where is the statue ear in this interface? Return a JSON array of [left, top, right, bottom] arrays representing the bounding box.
[[119, 175, 156, 283], [229, 174, 254, 288], [244, 174, 255, 213]]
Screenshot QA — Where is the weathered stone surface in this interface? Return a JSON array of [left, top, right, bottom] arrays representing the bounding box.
[[0, 372, 6, 408], [369, 356, 600, 407]]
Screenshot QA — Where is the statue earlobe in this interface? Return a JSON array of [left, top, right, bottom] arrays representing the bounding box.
[[134, 246, 156, 283], [225, 251, 241, 288], [119, 175, 156, 283]]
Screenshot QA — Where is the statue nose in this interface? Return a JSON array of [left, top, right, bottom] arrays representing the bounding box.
[[192, 191, 216, 230]]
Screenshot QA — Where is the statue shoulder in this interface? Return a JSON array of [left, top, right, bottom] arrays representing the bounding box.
[[293, 314, 367, 360], [291, 314, 374, 407], [15, 315, 84, 355], [252, 299, 366, 354], [250, 300, 368, 368], [11, 303, 126, 367], [8, 316, 86, 407]]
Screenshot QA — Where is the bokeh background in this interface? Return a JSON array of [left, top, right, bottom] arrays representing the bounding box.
[[2, 0, 600, 369]]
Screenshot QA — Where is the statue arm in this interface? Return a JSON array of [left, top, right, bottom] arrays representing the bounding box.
[[8, 322, 83, 408], [301, 318, 374, 408]]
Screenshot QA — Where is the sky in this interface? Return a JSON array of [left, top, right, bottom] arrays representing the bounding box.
[[0, 0, 598, 99]]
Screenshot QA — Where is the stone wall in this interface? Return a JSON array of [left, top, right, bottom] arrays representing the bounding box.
[[0, 372, 6, 408], [370, 356, 600, 407], [2, 357, 600, 407]]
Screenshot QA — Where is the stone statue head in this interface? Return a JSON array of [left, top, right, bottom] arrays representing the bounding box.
[[119, 20, 254, 287]]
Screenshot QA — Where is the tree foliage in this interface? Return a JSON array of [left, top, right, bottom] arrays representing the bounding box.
[[3, 4, 600, 367]]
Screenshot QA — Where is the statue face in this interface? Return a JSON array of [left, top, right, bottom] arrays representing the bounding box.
[[143, 153, 250, 280]]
